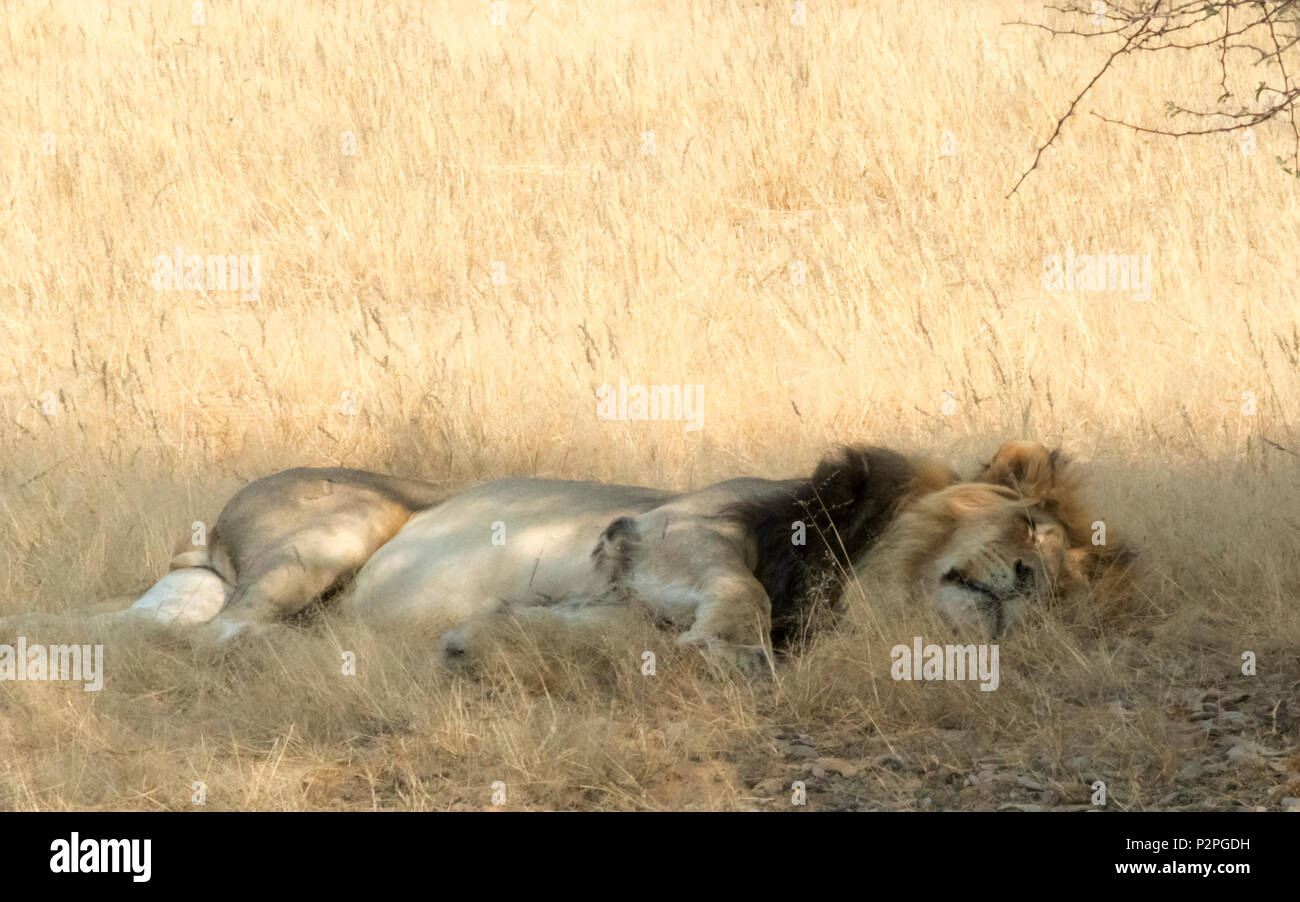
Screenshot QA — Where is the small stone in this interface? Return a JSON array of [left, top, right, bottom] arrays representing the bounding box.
[[752, 778, 785, 796], [1281, 797, 1300, 812], [1224, 741, 1280, 765], [1218, 711, 1248, 730], [1226, 740, 1280, 763], [815, 757, 861, 777]]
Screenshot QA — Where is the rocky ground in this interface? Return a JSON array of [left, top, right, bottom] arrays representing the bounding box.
[[681, 675, 1300, 812]]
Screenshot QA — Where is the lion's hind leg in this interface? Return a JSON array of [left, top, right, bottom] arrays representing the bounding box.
[[198, 468, 442, 638], [0, 566, 232, 640]]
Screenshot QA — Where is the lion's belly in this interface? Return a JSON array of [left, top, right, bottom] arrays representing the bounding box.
[[343, 478, 671, 625]]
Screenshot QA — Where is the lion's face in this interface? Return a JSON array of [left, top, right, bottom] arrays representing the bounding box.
[[889, 441, 1136, 636], [912, 484, 1069, 635]]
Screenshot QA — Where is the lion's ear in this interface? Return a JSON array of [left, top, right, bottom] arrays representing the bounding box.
[[978, 440, 1063, 497]]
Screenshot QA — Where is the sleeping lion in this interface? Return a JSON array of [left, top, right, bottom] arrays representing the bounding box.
[[109, 440, 1135, 667]]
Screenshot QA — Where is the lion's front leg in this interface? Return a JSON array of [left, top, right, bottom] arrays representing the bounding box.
[[673, 569, 774, 676]]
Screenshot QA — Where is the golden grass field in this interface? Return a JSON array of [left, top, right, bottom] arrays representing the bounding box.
[[1, 0, 1298, 810]]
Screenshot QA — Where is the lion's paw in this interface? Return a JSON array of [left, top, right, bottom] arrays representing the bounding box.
[[677, 633, 773, 679]]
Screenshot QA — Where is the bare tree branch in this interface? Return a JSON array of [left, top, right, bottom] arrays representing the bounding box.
[[1009, 0, 1300, 192]]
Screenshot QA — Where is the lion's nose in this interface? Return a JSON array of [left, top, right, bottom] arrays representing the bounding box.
[[1014, 559, 1035, 589]]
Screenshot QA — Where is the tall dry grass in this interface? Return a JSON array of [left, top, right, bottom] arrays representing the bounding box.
[[0, 0, 1297, 810]]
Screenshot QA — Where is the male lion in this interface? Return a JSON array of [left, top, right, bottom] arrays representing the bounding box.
[[112, 440, 1135, 665]]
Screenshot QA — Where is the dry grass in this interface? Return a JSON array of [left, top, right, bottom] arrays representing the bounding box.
[[1, 0, 1297, 810]]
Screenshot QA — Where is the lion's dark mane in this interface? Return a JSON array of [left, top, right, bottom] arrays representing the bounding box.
[[725, 446, 916, 647]]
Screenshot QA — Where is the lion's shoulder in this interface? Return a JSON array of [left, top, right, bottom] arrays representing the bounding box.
[[716, 446, 927, 644]]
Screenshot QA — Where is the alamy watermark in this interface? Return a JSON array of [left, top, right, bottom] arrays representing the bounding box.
[[890, 636, 999, 691], [50, 833, 150, 882], [0, 637, 103, 691], [151, 246, 261, 301], [1042, 246, 1151, 301], [595, 378, 704, 433]]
